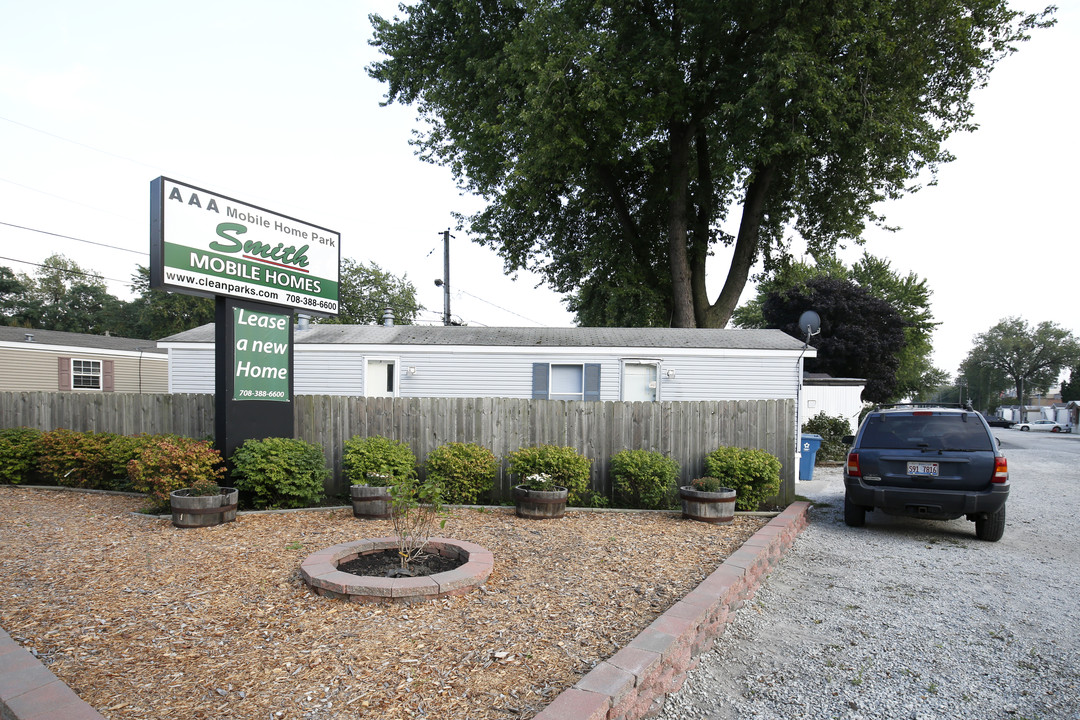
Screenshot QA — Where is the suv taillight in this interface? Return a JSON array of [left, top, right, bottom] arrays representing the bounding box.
[[992, 456, 1008, 483], [846, 452, 861, 478]]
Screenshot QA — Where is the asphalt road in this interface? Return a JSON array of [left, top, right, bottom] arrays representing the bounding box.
[[659, 428, 1080, 720]]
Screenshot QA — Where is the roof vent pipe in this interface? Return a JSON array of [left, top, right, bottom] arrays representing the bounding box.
[[24, 333, 34, 342], [297, 314, 310, 332], [383, 307, 394, 327]]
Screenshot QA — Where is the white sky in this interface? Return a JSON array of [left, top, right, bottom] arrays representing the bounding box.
[[1, 1, 1075, 379]]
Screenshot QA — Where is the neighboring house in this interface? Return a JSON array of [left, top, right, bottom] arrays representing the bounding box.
[[159, 324, 815, 406], [0, 326, 168, 393], [802, 373, 866, 434]]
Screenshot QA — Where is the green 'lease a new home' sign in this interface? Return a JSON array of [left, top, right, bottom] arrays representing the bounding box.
[[232, 307, 290, 402]]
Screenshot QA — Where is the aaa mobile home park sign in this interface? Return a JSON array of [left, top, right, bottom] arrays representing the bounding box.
[[150, 177, 340, 315]]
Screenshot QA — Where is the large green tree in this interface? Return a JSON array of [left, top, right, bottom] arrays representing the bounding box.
[[762, 276, 906, 402], [316, 258, 422, 325], [7, 255, 125, 335], [962, 318, 1080, 410], [369, 1, 1051, 327], [120, 266, 216, 339], [734, 254, 946, 399]]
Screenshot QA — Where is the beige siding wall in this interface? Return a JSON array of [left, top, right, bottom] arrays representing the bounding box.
[[0, 347, 168, 393]]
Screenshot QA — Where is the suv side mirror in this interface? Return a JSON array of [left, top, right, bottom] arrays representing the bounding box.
[[842, 435, 855, 445]]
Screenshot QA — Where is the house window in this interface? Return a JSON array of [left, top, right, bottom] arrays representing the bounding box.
[[532, 363, 601, 401], [550, 364, 584, 401], [72, 359, 102, 390], [621, 361, 659, 402]]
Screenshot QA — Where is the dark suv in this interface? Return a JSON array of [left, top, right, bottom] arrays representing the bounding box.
[[842, 404, 1009, 541]]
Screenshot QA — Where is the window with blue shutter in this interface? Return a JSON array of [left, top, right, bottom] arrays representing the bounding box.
[[532, 363, 601, 400]]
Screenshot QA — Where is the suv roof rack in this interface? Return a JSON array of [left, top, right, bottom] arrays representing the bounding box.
[[874, 402, 975, 411]]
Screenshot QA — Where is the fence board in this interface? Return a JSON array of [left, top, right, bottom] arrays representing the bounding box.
[[0, 392, 797, 504]]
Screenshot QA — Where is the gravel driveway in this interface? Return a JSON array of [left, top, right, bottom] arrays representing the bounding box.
[[660, 443, 1080, 720]]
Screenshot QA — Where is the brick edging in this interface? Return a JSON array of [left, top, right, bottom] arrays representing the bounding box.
[[0, 627, 106, 720], [534, 501, 812, 720]]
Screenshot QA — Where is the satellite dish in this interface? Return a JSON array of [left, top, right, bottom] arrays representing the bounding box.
[[798, 310, 821, 339]]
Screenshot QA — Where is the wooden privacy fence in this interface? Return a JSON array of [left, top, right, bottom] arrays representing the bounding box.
[[1, 392, 797, 504]]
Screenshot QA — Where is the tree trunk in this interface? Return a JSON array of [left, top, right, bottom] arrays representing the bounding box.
[[667, 121, 696, 327], [699, 160, 777, 328]]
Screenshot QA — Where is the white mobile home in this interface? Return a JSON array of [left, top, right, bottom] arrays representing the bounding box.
[[159, 324, 815, 405]]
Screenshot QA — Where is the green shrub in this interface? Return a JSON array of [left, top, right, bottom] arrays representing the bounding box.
[[506, 444, 591, 506], [704, 445, 782, 511], [37, 429, 141, 491], [801, 412, 853, 463], [424, 442, 497, 505], [127, 435, 226, 513], [230, 437, 329, 510], [342, 435, 417, 485], [610, 449, 680, 509], [0, 427, 44, 484]]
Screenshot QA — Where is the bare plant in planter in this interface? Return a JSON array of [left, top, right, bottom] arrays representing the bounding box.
[[387, 474, 447, 577]]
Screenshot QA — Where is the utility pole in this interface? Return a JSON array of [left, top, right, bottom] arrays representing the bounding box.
[[433, 228, 452, 326]]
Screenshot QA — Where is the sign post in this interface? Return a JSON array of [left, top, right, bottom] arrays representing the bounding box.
[[150, 177, 339, 470]]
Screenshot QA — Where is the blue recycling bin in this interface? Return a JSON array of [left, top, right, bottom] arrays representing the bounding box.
[[799, 434, 823, 480]]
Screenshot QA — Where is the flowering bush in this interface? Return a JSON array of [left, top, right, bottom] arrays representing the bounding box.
[[521, 472, 557, 491], [506, 445, 590, 504]]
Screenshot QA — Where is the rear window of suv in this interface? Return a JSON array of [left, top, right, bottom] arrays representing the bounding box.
[[859, 414, 994, 451]]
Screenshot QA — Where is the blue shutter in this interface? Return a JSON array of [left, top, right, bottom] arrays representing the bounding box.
[[532, 363, 549, 399], [584, 363, 601, 401]]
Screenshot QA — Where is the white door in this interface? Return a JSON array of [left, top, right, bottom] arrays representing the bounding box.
[[622, 363, 658, 402], [366, 360, 396, 397]]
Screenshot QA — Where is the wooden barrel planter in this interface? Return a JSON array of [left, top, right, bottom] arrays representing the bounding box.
[[679, 485, 736, 524], [513, 485, 568, 520], [170, 487, 238, 529], [351, 485, 392, 519]]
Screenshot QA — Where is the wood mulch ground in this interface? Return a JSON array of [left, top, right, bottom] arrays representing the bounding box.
[[0, 485, 768, 720]]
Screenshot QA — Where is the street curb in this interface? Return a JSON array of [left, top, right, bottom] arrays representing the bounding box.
[[534, 501, 812, 720]]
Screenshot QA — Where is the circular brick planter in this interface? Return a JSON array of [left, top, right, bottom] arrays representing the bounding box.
[[300, 537, 493, 604]]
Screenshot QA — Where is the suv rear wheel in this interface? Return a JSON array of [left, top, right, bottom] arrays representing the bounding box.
[[844, 493, 866, 527], [975, 505, 1006, 542]]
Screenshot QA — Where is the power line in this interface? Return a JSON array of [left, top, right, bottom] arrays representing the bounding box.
[[0, 114, 160, 170], [0, 255, 133, 287], [0, 221, 146, 256], [456, 288, 543, 326]]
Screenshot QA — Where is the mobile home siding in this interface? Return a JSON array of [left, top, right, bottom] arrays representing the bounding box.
[[165, 347, 802, 401], [0, 345, 168, 393]]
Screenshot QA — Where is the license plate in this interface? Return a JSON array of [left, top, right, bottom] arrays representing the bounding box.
[[907, 462, 939, 477]]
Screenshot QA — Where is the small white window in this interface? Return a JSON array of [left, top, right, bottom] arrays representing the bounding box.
[[550, 364, 584, 401], [72, 359, 102, 390]]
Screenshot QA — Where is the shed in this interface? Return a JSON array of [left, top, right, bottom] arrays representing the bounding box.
[[802, 373, 866, 435], [159, 324, 815, 406], [0, 327, 168, 394]]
